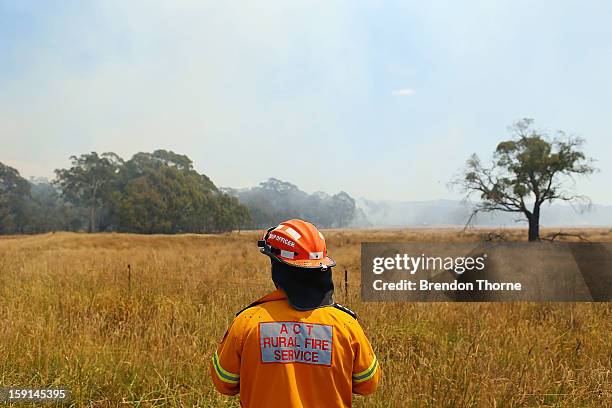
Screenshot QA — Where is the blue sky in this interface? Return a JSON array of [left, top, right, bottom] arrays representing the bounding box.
[[1, 1, 611, 203]]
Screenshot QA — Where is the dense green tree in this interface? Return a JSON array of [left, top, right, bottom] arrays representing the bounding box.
[[54, 152, 123, 232], [115, 175, 170, 233], [456, 119, 596, 241], [27, 179, 85, 232], [113, 150, 249, 233], [208, 193, 251, 232], [0, 162, 31, 233], [0, 168, 85, 234]]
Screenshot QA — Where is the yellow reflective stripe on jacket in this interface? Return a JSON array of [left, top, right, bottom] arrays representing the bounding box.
[[352, 356, 378, 383], [212, 351, 240, 384]]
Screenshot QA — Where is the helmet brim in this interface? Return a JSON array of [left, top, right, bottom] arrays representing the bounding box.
[[281, 256, 336, 269], [261, 246, 336, 269]]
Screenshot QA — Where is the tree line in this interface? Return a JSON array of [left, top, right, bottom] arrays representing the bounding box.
[[0, 151, 361, 235], [223, 178, 362, 229], [0, 150, 249, 234]]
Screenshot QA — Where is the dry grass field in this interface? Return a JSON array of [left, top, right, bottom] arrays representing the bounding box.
[[0, 228, 611, 407]]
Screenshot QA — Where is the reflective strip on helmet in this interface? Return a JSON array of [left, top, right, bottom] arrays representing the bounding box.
[[212, 352, 240, 384], [318, 231, 325, 240], [309, 252, 323, 260], [353, 357, 378, 383], [285, 227, 302, 240], [280, 249, 295, 259]]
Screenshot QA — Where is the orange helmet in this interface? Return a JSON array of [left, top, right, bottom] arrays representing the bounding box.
[[258, 219, 336, 269]]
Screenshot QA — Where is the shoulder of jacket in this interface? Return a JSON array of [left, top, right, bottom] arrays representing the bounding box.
[[332, 303, 358, 320], [235, 301, 262, 317]]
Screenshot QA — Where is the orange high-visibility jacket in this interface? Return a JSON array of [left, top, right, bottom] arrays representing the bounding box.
[[210, 289, 380, 407]]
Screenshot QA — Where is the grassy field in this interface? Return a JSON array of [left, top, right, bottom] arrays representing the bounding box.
[[0, 228, 611, 407]]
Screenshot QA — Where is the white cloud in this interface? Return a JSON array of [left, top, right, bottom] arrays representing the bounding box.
[[392, 88, 414, 96]]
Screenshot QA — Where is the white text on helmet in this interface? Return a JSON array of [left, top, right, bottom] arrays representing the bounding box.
[[269, 233, 295, 247]]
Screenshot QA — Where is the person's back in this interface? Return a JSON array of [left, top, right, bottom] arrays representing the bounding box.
[[210, 219, 380, 407]]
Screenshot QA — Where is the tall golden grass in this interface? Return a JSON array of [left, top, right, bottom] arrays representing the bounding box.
[[0, 228, 610, 407]]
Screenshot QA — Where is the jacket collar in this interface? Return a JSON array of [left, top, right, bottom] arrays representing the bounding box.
[[236, 288, 287, 317], [254, 288, 287, 304]]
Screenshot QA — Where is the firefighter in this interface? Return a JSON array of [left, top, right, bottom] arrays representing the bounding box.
[[210, 219, 380, 407]]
